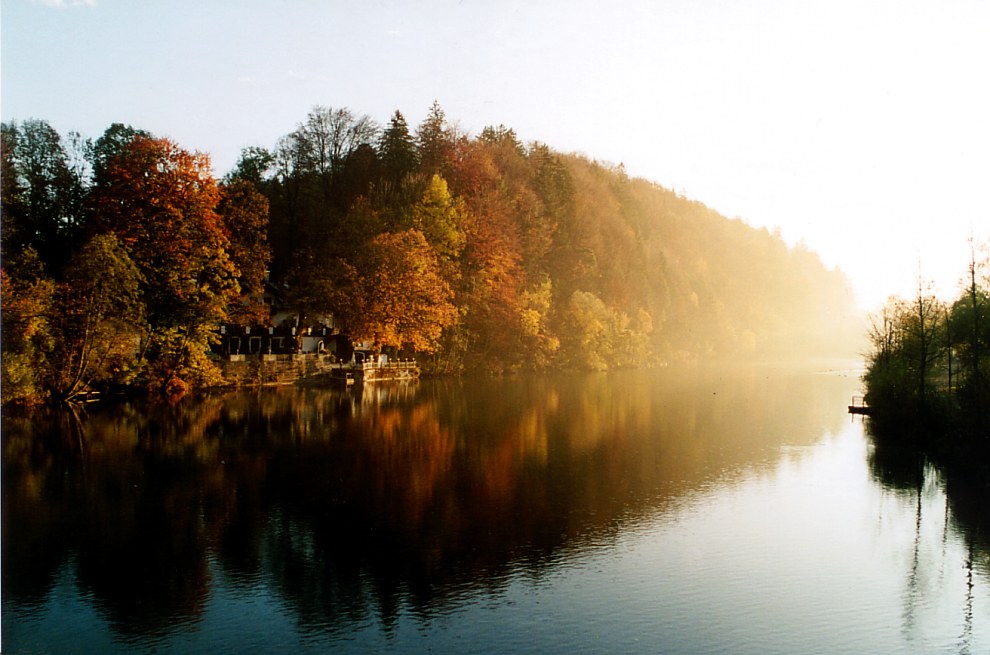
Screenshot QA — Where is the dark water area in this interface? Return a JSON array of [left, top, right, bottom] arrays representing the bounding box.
[[3, 365, 988, 654]]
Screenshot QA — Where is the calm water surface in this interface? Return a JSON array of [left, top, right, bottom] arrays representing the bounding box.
[[3, 365, 988, 654]]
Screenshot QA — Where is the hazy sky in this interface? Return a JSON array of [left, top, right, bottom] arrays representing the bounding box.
[[2, 0, 988, 309]]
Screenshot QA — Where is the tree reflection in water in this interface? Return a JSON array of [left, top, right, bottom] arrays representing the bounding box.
[[4, 367, 984, 649], [866, 427, 989, 653]]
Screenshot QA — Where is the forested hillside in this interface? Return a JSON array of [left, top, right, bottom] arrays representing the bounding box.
[[1, 103, 861, 402]]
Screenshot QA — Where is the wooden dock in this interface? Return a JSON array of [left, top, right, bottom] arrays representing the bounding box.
[[330, 360, 420, 385], [848, 395, 871, 415]]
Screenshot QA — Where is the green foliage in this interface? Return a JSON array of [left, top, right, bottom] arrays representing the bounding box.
[[410, 174, 467, 265], [559, 290, 619, 371], [518, 276, 560, 369], [863, 252, 990, 458], [141, 324, 225, 399], [558, 291, 651, 371], [949, 276, 990, 390], [227, 146, 275, 186], [1, 119, 86, 272], [48, 233, 146, 400]]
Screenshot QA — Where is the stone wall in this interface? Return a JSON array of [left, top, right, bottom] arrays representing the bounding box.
[[217, 354, 339, 387]]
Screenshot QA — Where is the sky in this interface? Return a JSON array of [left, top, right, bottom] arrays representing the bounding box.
[[2, 0, 988, 310]]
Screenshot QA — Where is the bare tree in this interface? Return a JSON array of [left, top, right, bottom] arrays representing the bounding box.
[[867, 297, 902, 369], [964, 235, 985, 386], [295, 106, 379, 179], [904, 270, 944, 402]]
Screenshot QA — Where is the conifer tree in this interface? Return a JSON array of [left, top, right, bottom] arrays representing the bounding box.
[[415, 101, 455, 175], [378, 110, 418, 185]]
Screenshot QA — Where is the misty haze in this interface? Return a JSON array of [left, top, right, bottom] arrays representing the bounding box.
[[3, 2, 989, 653]]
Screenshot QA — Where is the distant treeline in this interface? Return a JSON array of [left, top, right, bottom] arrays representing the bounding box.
[[862, 245, 989, 467], [1, 103, 860, 404]]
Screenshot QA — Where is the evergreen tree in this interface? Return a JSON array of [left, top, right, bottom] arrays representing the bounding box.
[[415, 101, 455, 175], [378, 110, 418, 185]]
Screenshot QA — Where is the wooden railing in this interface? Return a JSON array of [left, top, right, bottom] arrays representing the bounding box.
[[354, 359, 418, 371]]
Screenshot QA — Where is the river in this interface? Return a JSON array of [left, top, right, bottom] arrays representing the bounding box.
[[2, 364, 987, 654]]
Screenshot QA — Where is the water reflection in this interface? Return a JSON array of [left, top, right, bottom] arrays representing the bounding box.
[[866, 430, 990, 653], [3, 366, 985, 652], [867, 432, 989, 574]]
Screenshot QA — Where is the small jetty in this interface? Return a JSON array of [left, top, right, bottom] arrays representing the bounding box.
[[848, 395, 871, 415], [330, 359, 420, 386]]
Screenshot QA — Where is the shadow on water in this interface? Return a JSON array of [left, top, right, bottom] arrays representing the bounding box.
[[4, 364, 949, 649]]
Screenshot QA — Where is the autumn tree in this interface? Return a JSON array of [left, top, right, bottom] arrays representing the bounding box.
[[87, 133, 239, 394], [0, 252, 56, 404], [521, 143, 571, 277], [89, 122, 152, 188], [456, 165, 527, 371], [444, 138, 501, 198], [558, 290, 637, 371], [330, 229, 457, 352]]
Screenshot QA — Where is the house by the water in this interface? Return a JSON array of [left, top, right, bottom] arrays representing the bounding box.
[[212, 275, 418, 386]]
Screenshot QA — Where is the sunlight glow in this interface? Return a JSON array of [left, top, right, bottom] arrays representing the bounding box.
[[2, 0, 987, 310]]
